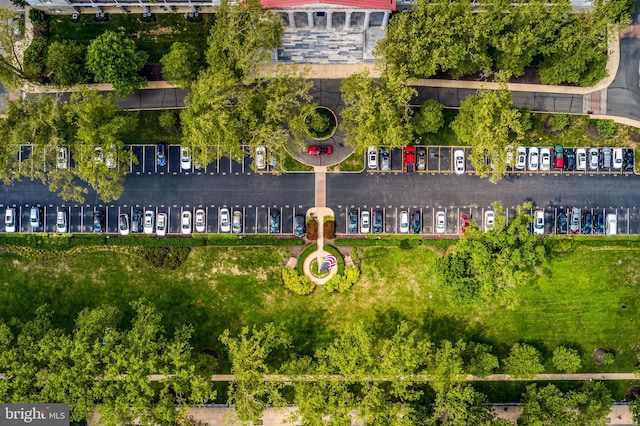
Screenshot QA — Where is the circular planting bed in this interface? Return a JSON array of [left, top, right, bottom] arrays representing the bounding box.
[[309, 259, 331, 279], [593, 348, 606, 364], [306, 106, 337, 140]]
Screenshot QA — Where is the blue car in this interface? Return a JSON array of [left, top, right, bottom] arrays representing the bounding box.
[[157, 144, 167, 166]]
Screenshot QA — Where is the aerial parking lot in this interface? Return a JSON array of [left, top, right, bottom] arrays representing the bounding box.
[[365, 145, 635, 175]]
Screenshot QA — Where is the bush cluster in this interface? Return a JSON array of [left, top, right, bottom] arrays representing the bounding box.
[[282, 268, 315, 295], [324, 266, 360, 293], [141, 246, 191, 270], [595, 119, 616, 139], [23, 10, 49, 80]]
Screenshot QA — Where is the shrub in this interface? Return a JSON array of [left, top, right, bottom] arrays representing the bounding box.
[[602, 352, 615, 365], [503, 343, 545, 379], [159, 110, 177, 132], [552, 346, 582, 373], [549, 114, 570, 132], [324, 266, 360, 293], [140, 246, 191, 269], [282, 268, 315, 295], [596, 119, 616, 138]]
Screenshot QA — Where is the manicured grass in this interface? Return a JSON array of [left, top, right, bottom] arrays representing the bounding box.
[[328, 149, 363, 172], [48, 13, 214, 63], [282, 153, 314, 172], [1, 243, 640, 375]]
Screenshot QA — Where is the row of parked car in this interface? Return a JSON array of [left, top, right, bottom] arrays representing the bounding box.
[[556, 209, 617, 235], [512, 145, 634, 171], [348, 209, 497, 234], [3, 207, 307, 237]]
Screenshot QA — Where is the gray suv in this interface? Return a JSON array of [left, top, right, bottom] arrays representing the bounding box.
[[380, 148, 390, 171]]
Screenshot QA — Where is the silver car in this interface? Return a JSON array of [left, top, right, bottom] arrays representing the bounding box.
[[143, 210, 154, 234], [484, 210, 495, 232], [232, 211, 242, 234], [56, 211, 67, 234], [4, 208, 15, 233], [454, 150, 465, 175], [360, 211, 370, 234], [156, 213, 167, 236], [515, 147, 527, 170], [588, 148, 599, 170], [399, 211, 409, 234]]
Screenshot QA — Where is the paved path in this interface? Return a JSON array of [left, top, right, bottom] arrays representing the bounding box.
[[302, 206, 336, 285]]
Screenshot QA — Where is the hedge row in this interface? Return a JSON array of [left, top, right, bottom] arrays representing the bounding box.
[[0, 233, 303, 250], [334, 237, 423, 247]]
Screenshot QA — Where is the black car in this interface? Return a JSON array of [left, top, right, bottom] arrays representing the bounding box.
[[131, 210, 142, 233], [582, 213, 593, 235], [93, 210, 104, 234], [373, 210, 383, 234], [294, 215, 305, 238], [564, 148, 576, 171], [269, 210, 280, 234], [412, 211, 421, 234], [624, 149, 634, 171], [348, 210, 358, 234], [594, 213, 604, 234], [557, 212, 568, 234]]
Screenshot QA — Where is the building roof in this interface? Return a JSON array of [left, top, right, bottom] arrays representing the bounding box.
[[260, 0, 396, 10]]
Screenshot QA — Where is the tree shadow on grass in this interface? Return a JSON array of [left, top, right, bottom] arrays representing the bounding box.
[[419, 308, 490, 347]]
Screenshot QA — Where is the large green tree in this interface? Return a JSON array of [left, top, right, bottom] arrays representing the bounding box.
[[451, 86, 524, 183], [160, 42, 203, 88], [340, 68, 416, 153], [519, 383, 612, 425], [45, 40, 88, 87], [436, 203, 546, 306], [86, 30, 148, 97], [220, 324, 290, 425], [503, 343, 544, 379], [68, 89, 138, 202]]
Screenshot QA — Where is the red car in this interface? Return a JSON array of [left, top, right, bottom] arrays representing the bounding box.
[[308, 145, 332, 155], [404, 146, 415, 174], [461, 213, 471, 233]]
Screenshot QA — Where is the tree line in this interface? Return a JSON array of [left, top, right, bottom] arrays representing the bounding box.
[[376, 0, 631, 86], [0, 301, 622, 425]]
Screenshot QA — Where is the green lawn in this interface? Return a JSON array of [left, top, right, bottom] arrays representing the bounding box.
[[122, 110, 182, 145], [48, 13, 214, 63], [1, 243, 640, 374]]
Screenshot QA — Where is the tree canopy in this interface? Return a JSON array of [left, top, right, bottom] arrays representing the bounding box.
[[340, 68, 416, 153], [0, 302, 215, 425], [180, 0, 314, 171], [450, 86, 525, 182], [45, 40, 88, 87], [160, 42, 203, 88], [376, 0, 628, 86], [86, 30, 148, 97], [436, 203, 547, 306], [0, 91, 137, 202]]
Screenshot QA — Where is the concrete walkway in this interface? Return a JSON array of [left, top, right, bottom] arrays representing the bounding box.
[[303, 206, 336, 285]]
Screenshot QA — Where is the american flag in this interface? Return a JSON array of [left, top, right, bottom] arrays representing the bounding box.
[[319, 254, 338, 272]]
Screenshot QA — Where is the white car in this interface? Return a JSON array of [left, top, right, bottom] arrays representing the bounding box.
[[533, 210, 544, 235], [56, 147, 68, 169], [367, 146, 378, 170], [93, 147, 103, 163], [528, 147, 539, 171], [195, 209, 206, 233], [360, 211, 370, 234], [180, 146, 192, 171], [181, 211, 192, 234], [4, 208, 15, 233], [515, 147, 527, 170], [118, 213, 129, 236], [143, 210, 154, 234], [220, 208, 231, 233], [606, 213, 617, 235], [156, 213, 167, 236], [588, 148, 599, 170], [255, 146, 266, 170], [435, 211, 446, 234], [454, 150, 465, 175], [540, 148, 550, 171], [399, 211, 409, 234], [613, 148, 623, 169], [56, 211, 67, 234], [232, 211, 242, 234], [484, 210, 495, 232], [576, 148, 587, 171]]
